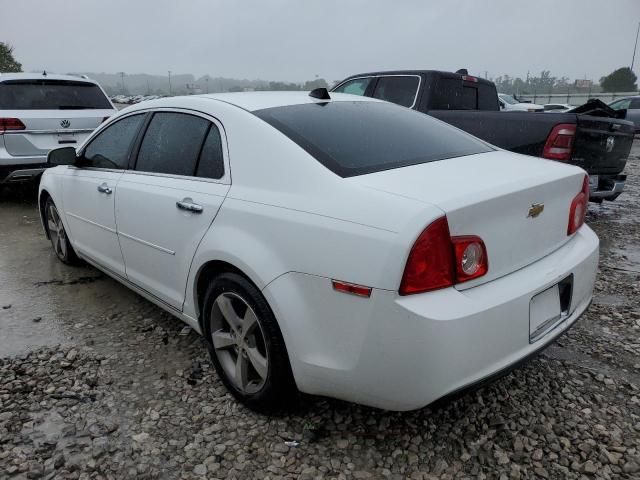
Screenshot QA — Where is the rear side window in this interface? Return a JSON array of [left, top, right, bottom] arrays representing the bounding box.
[[255, 101, 493, 177], [196, 125, 225, 179], [630, 98, 640, 109], [82, 114, 145, 169], [0, 80, 112, 110], [136, 112, 209, 176], [332, 78, 373, 96], [372, 76, 420, 108]]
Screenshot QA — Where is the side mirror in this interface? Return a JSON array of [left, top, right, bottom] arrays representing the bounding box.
[[48, 147, 77, 166], [499, 101, 505, 109]]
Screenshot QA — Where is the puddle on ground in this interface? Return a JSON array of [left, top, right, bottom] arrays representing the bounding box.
[[611, 246, 640, 274], [0, 198, 139, 356]]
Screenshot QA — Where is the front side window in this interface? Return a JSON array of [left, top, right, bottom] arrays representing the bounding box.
[[499, 94, 519, 105], [0, 80, 112, 110], [255, 101, 493, 177], [372, 76, 420, 108], [332, 78, 373, 96], [82, 114, 145, 169], [135, 112, 209, 176]]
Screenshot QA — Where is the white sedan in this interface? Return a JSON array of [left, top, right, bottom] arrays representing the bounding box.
[[39, 90, 598, 411], [498, 93, 544, 112]]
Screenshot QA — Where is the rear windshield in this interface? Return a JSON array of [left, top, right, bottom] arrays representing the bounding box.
[[254, 101, 493, 177], [0, 79, 111, 110]]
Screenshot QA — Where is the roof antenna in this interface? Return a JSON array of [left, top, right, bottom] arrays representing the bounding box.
[[42, 70, 47, 76], [309, 87, 330, 100], [455, 68, 468, 75]]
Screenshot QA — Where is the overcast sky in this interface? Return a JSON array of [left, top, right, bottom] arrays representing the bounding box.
[[2, 0, 639, 82]]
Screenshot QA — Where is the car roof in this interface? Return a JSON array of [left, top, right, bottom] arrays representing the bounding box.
[[150, 91, 384, 112], [337, 69, 496, 87], [0, 72, 98, 84]]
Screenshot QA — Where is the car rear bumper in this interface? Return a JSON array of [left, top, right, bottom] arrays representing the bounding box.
[[264, 226, 599, 411], [589, 174, 625, 201], [0, 163, 50, 183]]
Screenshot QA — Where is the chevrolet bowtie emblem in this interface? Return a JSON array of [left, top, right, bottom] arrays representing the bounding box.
[[527, 203, 544, 218]]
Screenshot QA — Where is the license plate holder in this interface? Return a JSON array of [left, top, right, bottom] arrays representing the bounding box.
[[529, 284, 562, 343], [57, 132, 76, 145]]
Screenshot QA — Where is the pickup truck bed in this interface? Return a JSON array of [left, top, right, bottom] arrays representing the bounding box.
[[332, 70, 635, 201]]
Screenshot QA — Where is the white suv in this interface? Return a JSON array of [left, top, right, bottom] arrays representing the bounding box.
[[0, 72, 116, 183]]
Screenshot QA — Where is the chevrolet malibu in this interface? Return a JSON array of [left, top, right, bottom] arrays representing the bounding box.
[[39, 91, 598, 411]]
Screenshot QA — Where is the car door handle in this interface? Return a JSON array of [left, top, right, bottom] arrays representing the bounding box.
[[176, 198, 203, 213], [97, 183, 112, 194]]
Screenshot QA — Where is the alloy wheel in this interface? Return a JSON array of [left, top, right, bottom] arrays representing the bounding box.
[[209, 292, 269, 394], [47, 204, 68, 261]]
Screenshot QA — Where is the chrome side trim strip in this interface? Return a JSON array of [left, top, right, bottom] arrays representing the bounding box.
[[65, 212, 116, 234], [118, 231, 175, 255]]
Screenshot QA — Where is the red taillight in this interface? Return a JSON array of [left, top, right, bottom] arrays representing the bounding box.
[[543, 123, 576, 161], [462, 75, 478, 83], [567, 175, 589, 235], [399, 217, 454, 295], [0, 118, 26, 133], [399, 217, 488, 295]]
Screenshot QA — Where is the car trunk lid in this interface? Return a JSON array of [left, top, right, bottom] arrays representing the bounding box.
[[350, 150, 586, 289]]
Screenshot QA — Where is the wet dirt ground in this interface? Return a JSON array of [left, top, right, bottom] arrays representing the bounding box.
[[1, 143, 640, 479]]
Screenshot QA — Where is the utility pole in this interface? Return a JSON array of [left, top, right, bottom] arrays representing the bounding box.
[[205, 75, 209, 94], [632, 21, 640, 71], [118, 72, 125, 94], [168, 70, 172, 95]]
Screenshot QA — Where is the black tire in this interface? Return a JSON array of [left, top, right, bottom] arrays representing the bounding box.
[[44, 197, 81, 265], [202, 272, 297, 412]]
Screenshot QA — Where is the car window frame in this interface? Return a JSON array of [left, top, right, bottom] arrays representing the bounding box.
[[127, 107, 230, 185], [331, 76, 376, 97], [370, 75, 422, 109], [74, 111, 148, 173]]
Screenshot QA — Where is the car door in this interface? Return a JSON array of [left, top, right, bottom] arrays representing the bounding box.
[[628, 98, 640, 130], [115, 110, 230, 310], [61, 113, 146, 277]]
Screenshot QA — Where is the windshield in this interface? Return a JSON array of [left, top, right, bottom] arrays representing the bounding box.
[[0, 79, 112, 109], [254, 101, 494, 177], [499, 94, 519, 105]]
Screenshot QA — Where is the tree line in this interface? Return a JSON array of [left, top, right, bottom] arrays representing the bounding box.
[[0, 42, 637, 95]]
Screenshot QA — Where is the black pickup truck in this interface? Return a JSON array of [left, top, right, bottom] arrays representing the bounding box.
[[332, 70, 635, 202]]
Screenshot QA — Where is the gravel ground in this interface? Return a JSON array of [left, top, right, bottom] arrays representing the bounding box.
[[1, 142, 640, 479]]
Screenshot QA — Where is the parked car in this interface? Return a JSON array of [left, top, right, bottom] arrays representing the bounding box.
[[609, 96, 640, 133], [332, 70, 635, 202], [498, 93, 544, 112], [40, 91, 598, 411], [544, 103, 574, 113], [0, 72, 116, 184]]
